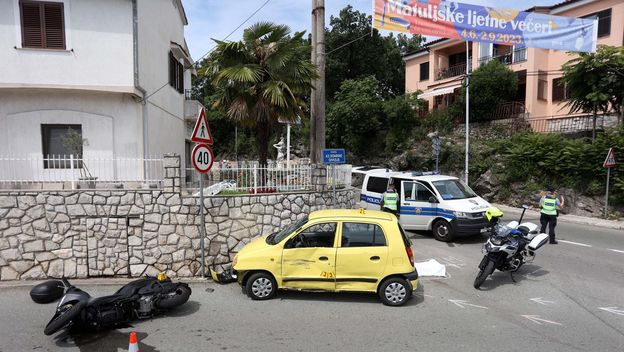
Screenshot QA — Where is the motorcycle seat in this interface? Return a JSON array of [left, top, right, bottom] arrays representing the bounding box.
[[88, 294, 126, 307]]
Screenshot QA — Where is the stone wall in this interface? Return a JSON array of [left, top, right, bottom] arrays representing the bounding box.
[[0, 189, 356, 280]]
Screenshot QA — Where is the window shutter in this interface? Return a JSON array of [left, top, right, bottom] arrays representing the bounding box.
[[177, 62, 184, 93], [43, 2, 65, 49], [169, 52, 176, 87], [21, 2, 43, 48]]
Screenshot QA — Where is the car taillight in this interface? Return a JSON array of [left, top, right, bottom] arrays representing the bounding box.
[[406, 246, 414, 267]]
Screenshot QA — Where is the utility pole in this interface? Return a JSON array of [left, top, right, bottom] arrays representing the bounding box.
[[310, 0, 326, 164]]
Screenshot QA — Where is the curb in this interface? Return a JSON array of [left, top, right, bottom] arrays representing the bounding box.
[[0, 277, 215, 289], [494, 204, 624, 231]]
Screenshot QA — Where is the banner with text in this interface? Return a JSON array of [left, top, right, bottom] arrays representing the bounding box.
[[373, 0, 598, 52]]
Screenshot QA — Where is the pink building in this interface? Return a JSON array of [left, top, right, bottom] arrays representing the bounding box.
[[403, 0, 623, 131]]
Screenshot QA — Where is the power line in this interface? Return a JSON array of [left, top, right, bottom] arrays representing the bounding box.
[[140, 0, 272, 103]]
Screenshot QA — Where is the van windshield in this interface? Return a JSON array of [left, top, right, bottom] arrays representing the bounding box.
[[432, 179, 477, 200], [266, 216, 308, 245]]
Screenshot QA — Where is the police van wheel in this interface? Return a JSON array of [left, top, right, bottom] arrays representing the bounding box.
[[433, 220, 454, 242]]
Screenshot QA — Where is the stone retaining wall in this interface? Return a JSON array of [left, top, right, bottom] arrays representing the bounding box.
[[0, 189, 356, 280], [0, 155, 356, 280]]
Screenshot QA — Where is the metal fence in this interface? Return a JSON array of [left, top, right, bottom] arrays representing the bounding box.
[[327, 164, 352, 190], [0, 154, 163, 190], [526, 114, 620, 133], [184, 163, 313, 195]]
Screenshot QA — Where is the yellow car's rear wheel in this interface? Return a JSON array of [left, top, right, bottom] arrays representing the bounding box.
[[379, 277, 411, 306]]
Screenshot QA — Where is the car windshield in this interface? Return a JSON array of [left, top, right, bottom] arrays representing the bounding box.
[[266, 216, 308, 245], [432, 179, 477, 200]]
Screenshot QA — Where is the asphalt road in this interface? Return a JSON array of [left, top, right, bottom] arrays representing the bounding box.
[[1, 211, 623, 352]]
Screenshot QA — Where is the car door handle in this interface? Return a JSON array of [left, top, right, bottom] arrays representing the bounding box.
[[319, 256, 328, 261], [370, 256, 380, 261]]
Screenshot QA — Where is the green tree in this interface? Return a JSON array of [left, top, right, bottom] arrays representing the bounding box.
[[562, 45, 624, 141], [455, 60, 518, 122], [325, 6, 423, 100], [383, 93, 423, 153], [205, 22, 317, 166], [327, 76, 383, 157]]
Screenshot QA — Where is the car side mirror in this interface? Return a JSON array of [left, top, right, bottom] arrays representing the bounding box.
[[428, 196, 439, 203]]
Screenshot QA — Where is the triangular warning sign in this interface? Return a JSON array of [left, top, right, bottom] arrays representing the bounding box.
[[603, 148, 617, 168], [191, 107, 213, 144]]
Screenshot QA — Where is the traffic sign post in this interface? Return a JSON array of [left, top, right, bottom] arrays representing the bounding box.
[[322, 149, 346, 208], [191, 107, 215, 278], [603, 148, 617, 219]]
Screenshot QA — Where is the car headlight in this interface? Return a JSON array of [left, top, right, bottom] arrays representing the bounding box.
[[453, 211, 469, 218], [490, 236, 505, 245], [232, 254, 238, 267]]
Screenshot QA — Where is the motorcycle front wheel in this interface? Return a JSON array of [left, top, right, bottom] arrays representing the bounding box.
[[473, 260, 495, 289], [44, 301, 85, 336]]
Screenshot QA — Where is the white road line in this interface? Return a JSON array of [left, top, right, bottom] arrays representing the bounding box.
[[521, 315, 563, 326], [558, 240, 592, 247], [607, 249, 624, 254]]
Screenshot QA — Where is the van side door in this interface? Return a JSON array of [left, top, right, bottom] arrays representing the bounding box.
[[360, 176, 389, 210], [399, 180, 438, 230]]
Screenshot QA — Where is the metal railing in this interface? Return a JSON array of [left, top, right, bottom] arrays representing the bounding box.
[[527, 114, 607, 134], [184, 163, 313, 195], [0, 154, 163, 189], [478, 47, 527, 66], [435, 62, 471, 80], [327, 164, 352, 190]]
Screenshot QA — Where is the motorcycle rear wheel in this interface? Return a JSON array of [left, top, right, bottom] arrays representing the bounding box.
[[473, 260, 495, 289], [157, 286, 191, 309], [44, 301, 85, 336]]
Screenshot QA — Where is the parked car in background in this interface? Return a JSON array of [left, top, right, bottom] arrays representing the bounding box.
[[233, 209, 418, 306]]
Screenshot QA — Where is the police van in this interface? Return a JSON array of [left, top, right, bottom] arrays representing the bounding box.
[[359, 169, 491, 242]]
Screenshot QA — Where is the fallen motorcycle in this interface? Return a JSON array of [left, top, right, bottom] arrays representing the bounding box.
[[31, 273, 191, 336], [473, 206, 549, 289]]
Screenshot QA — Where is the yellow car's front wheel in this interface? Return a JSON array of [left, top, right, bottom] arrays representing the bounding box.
[[245, 272, 277, 300]]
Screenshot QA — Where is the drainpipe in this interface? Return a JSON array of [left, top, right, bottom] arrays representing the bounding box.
[[133, 0, 149, 179]]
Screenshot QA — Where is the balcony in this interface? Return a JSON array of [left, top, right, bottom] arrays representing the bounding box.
[[478, 47, 527, 66], [184, 89, 204, 121], [435, 62, 471, 81]]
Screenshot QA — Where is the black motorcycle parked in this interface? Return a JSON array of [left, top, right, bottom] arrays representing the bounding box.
[[34, 274, 191, 336]]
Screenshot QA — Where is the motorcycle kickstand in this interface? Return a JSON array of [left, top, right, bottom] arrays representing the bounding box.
[[509, 271, 516, 283]]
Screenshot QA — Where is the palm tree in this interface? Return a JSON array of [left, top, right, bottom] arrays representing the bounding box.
[[205, 22, 318, 166]]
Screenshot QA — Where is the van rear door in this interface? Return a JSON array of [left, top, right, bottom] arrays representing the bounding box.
[[360, 175, 389, 210]]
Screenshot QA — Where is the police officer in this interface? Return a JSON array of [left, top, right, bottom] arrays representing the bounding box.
[[539, 186, 565, 244], [380, 183, 399, 217]]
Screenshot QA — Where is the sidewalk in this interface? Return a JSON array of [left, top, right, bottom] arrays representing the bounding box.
[[494, 203, 624, 231]]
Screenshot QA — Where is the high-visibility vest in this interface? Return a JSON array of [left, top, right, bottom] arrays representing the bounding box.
[[541, 196, 557, 216], [384, 192, 398, 210]]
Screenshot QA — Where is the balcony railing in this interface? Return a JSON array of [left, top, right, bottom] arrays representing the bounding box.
[[435, 62, 471, 81], [478, 47, 527, 66], [184, 89, 193, 100]]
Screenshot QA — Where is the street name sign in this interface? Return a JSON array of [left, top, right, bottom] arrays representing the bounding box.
[[191, 107, 214, 144], [192, 144, 214, 174], [322, 149, 346, 164]]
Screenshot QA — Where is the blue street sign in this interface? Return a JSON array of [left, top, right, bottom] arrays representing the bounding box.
[[322, 149, 346, 164]]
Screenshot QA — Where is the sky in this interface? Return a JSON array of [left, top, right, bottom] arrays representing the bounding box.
[[182, 0, 562, 61]]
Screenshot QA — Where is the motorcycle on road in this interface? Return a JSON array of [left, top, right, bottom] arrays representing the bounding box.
[[40, 274, 191, 336], [473, 206, 549, 289]]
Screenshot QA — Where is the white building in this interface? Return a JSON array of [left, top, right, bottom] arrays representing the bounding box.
[[0, 0, 200, 184]]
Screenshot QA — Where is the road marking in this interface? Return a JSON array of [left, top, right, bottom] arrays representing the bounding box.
[[530, 297, 555, 306], [521, 315, 562, 326], [607, 249, 624, 254], [414, 292, 435, 298], [599, 307, 624, 316], [558, 240, 592, 247], [448, 299, 488, 309]]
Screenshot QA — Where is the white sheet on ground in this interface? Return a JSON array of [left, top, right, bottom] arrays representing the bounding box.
[[414, 259, 447, 277]]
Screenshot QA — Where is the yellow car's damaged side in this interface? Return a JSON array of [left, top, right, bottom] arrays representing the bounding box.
[[233, 209, 418, 306]]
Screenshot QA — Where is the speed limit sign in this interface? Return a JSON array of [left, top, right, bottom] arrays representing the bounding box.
[[192, 144, 214, 174]]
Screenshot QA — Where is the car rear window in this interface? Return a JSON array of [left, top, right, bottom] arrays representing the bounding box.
[[341, 222, 386, 247], [366, 176, 389, 194]]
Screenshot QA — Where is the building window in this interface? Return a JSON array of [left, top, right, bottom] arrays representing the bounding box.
[[20, 1, 65, 49], [537, 71, 548, 101], [552, 77, 570, 102], [41, 124, 82, 168], [583, 8, 611, 38], [420, 62, 429, 81], [169, 51, 184, 93]]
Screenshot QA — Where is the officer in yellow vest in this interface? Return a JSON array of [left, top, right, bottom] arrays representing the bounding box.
[[540, 186, 565, 244], [381, 184, 399, 217]]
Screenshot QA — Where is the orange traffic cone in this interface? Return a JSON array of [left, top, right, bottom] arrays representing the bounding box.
[[128, 332, 139, 352]]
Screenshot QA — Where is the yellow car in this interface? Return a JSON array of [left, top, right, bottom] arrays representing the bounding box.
[[233, 209, 418, 306]]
